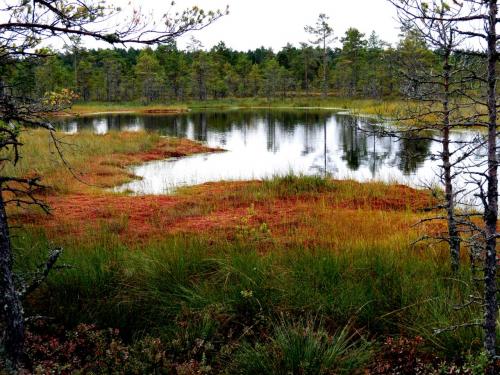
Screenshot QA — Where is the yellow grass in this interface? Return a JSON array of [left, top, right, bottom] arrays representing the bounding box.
[[2, 130, 215, 194]]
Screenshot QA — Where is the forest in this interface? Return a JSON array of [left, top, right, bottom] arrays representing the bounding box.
[[5, 28, 429, 102]]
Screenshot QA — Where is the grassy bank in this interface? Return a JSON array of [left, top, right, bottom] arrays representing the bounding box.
[[64, 103, 189, 116], [19, 176, 436, 248], [68, 97, 403, 117], [17, 231, 478, 371], [3, 130, 218, 195]]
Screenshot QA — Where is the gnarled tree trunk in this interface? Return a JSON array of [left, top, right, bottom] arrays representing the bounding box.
[[483, 0, 498, 364], [0, 189, 24, 369]]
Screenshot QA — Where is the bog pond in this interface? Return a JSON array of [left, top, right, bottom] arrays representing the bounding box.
[[54, 109, 480, 196]]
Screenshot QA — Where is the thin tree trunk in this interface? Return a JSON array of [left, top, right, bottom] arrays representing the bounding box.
[[73, 47, 78, 91], [442, 50, 460, 273], [322, 35, 327, 98], [483, 0, 498, 363], [304, 53, 309, 95], [0, 189, 25, 370]]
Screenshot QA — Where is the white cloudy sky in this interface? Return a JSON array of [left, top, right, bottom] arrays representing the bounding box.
[[110, 0, 402, 51]]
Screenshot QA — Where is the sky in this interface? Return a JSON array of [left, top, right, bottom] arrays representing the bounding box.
[[109, 0, 402, 51]]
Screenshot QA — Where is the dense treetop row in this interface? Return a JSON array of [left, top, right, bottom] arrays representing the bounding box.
[[4, 28, 446, 103]]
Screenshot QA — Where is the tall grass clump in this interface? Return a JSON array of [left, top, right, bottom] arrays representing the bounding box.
[[14, 229, 130, 328], [262, 174, 336, 197], [231, 318, 371, 375]]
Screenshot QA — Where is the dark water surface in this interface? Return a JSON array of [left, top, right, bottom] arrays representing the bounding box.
[[54, 109, 475, 195]]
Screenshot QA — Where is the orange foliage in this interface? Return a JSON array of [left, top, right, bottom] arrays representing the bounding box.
[[17, 179, 437, 251]]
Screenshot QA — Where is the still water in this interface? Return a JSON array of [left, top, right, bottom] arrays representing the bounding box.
[[54, 109, 477, 195]]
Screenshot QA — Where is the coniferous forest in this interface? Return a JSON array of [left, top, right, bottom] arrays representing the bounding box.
[[5, 29, 443, 103]]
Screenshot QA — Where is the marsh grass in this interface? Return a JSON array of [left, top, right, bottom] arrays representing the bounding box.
[[231, 318, 372, 375], [14, 225, 484, 363], [6, 129, 160, 175], [178, 174, 429, 208], [1, 130, 160, 192], [261, 174, 337, 197]]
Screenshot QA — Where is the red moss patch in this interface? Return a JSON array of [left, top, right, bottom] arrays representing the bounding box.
[[332, 183, 434, 211], [134, 138, 222, 162], [16, 181, 435, 248]]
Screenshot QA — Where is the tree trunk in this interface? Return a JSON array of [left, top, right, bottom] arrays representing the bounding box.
[[304, 53, 309, 95], [0, 189, 25, 370], [442, 51, 460, 273], [322, 35, 327, 98], [73, 49, 78, 90], [483, 0, 498, 364]]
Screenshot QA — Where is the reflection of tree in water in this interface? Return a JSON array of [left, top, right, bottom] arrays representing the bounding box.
[[396, 136, 432, 175], [365, 124, 394, 177], [309, 117, 338, 176], [337, 115, 368, 171], [188, 112, 234, 136], [301, 111, 329, 156], [302, 121, 314, 156], [118, 114, 190, 138], [265, 110, 325, 153], [144, 115, 189, 138], [192, 113, 208, 142], [58, 115, 103, 132], [266, 112, 279, 152]]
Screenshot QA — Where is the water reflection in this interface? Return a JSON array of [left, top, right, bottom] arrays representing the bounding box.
[[54, 110, 454, 194], [397, 136, 433, 175], [339, 116, 367, 171]]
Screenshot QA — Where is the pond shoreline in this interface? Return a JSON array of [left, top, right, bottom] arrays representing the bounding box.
[[53, 107, 190, 117], [54, 109, 453, 197], [59, 97, 401, 117]]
